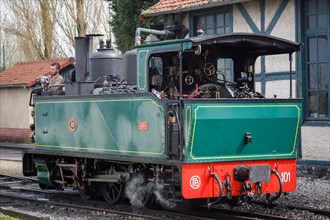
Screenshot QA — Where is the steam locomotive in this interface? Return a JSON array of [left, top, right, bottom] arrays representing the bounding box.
[[24, 26, 301, 209]]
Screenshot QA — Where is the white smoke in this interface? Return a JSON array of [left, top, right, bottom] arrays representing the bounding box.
[[125, 173, 152, 208], [125, 173, 176, 209], [153, 183, 176, 209]]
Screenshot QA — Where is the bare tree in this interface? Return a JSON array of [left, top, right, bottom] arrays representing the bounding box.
[[39, 0, 54, 58], [1, 0, 111, 66], [76, 0, 87, 36], [2, 0, 55, 60], [1, 1, 44, 64], [50, 0, 111, 56]]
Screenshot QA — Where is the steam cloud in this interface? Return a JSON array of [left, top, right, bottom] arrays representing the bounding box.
[[125, 173, 151, 208], [153, 183, 176, 209], [125, 173, 176, 209]]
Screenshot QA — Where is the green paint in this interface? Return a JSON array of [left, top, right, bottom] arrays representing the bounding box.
[[182, 42, 193, 51], [135, 38, 191, 49], [137, 50, 149, 91], [35, 96, 165, 157], [184, 106, 192, 148], [136, 41, 193, 92], [184, 102, 301, 162], [36, 162, 53, 186]]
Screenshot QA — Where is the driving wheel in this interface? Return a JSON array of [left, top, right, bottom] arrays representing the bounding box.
[[100, 182, 124, 204]]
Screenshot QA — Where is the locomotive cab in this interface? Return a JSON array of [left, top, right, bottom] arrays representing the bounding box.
[[135, 33, 299, 101]]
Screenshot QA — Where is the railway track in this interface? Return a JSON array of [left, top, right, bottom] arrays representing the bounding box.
[[0, 158, 21, 162], [253, 200, 330, 218], [0, 193, 169, 220], [194, 206, 296, 220], [0, 174, 329, 220], [0, 174, 207, 220], [1, 191, 292, 220], [0, 174, 38, 182]]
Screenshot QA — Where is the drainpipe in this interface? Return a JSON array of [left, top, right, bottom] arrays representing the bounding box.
[[135, 28, 172, 45]]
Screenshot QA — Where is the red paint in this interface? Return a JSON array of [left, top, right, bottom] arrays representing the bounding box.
[[68, 118, 78, 132], [138, 122, 148, 131], [182, 159, 296, 199]]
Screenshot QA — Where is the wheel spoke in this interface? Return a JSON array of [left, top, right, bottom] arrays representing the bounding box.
[[114, 184, 119, 193], [112, 188, 116, 199], [101, 182, 123, 204]]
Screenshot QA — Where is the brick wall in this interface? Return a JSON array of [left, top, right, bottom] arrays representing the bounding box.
[[0, 128, 31, 143]]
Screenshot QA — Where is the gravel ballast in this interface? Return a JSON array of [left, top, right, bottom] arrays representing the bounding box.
[[0, 160, 329, 219]]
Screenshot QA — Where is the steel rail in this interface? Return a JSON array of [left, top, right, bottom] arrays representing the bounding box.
[[0, 193, 165, 220], [253, 201, 330, 218], [0, 174, 38, 182], [0, 184, 209, 220], [287, 206, 330, 218], [0, 206, 50, 220], [197, 205, 295, 220]]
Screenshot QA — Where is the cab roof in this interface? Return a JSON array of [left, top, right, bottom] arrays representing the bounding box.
[[136, 32, 301, 56], [190, 33, 301, 55]]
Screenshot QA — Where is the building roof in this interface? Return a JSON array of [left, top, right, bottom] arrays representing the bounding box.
[[142, 0, 251, 17], [0, 58, 74, 88]]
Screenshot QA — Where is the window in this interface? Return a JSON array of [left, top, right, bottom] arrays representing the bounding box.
[[217, 58, 233, 82], [148, 56, 163, 93], [304, 0, 329, 119], [195, 11, 231, 35], [192, 8, 233, 82], [149, 57, 163, 75]]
